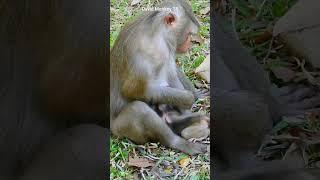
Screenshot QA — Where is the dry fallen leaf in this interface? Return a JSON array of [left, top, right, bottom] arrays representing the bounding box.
[[252, 31, 272, 44], [128, 156, 155, 168], [179, 157, 190, 168], [164, 166, 173, 174], [270, 66, 296, 82], [200, 7, 210, 15], [131, 0, 141, 6]]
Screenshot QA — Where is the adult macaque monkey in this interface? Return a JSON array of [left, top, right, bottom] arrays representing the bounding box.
[[110, 0, 207, 155]]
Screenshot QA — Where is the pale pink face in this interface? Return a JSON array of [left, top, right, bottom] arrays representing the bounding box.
[[176, 33, 192, 54]]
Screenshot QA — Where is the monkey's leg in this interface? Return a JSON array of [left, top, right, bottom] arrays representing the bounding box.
[[270, 85, 320, 117], [270, 85, 315, 101], [168, 112, 209, 134], [111, 101, 206, 155], [19, 124, 107, 180], [154, 104, 209, 139], [168, 111, 203, 123], [179, 116, 210, 140], [213, 88, 273, 170], [155, 104, 210, 139]]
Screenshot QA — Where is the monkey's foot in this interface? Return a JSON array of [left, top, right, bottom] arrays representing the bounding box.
[[173, 138, 207, 155], [271, 85, 320, 116], [181, 116, 210, 139], [195, 88, 210, 99]]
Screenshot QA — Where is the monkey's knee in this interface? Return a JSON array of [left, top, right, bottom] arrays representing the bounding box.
[[129, 101, 155, 114], [111, 101, 159, 143]]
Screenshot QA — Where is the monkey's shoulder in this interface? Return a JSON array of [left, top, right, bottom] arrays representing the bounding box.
[[138, 35, 170, 60]]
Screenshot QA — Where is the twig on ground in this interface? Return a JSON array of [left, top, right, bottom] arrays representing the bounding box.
[[231, 8, 240, 41], [263, 36, 274, 65]]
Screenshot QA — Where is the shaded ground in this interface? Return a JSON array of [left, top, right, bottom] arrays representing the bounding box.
[[220, 0, 320, 168], [110, 0, 210, 179]]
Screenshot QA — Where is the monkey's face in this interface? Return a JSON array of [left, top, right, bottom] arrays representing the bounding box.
[[176, 23, 199, 54], [162, 3, 200, 54], [176, 32, 192, 54]]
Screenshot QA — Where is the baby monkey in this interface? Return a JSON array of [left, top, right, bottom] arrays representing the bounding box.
[[151, 104, 210, 139], [150, 79, 210, 140]]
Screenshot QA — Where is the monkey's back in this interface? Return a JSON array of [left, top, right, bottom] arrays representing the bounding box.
[[110, 11, 170, 120]]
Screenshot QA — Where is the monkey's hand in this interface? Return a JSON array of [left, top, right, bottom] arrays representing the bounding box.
[[147, 86, 195, 109], [122, 78, 194, 109], [195, 88, 210, 100], [271, 85, 320, 117]]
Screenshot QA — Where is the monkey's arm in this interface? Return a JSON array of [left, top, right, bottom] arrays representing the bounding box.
[[146, 86, 194, 109], [166, 65, 199, 96], [176, 67, 210, 99], [176, 68, 196, 93], [121, 61, 194, 109]]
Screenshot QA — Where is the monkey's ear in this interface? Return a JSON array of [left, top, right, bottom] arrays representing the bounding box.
[[164, 13, 176, 25]]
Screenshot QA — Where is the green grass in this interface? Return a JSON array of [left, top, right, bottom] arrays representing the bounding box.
[[110, 138, 136, 179], [110, 0, 210, 179]]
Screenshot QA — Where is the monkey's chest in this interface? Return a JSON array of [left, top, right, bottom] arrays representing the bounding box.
[[152, 66, 169, 87]]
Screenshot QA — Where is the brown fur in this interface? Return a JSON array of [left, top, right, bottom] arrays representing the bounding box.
[[110, 0, 207, 155]]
